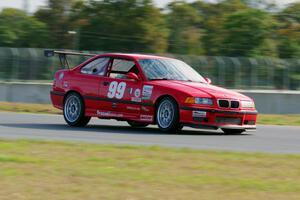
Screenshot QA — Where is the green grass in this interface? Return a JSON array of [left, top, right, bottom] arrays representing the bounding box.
[[0, 102, 300, 126], [0, 140, 300, 200], [0, 102, 61, 114], [258, 114, 300, 126]]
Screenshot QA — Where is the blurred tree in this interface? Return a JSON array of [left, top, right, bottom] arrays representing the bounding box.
[[193, 0, 248, 56], [242, 0, 278, 11], [0, 8, 48, 47], [221, 9, 275, 57], [34, 0, 78, 49], [0, 0, 298, 59], [193, 0, 278, 57], [166, 1, 203, 54], [71, 0, 168, 53], [276, 3, 300, 58]]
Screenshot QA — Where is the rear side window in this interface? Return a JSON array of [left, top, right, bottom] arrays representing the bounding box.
[[81, 57, 110, 76], [110, 59, 137, 79], [112, 59, 135, 72]]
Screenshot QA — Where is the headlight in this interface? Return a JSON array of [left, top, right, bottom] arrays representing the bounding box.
[[185, 97, 213, 105], [241, 100, 255, 108]]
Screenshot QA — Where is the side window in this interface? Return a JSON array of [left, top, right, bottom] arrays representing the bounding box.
[[81, 57, 110, 76], [110, 59, 138, 79]]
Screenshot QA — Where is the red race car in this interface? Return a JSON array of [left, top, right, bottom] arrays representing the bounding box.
[[46, 50, 257, 134]]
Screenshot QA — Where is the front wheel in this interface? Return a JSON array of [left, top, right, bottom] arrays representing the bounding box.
[[64, 92, 91, 127], [221, 128, 245, 135], [156, 97, 183, 133]]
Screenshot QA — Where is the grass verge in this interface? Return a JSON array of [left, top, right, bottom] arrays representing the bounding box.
[[0, 101, 300, 126], [0, 139, 300, 200], [257, 114, 300, 126], [0, 102, 61, 114]]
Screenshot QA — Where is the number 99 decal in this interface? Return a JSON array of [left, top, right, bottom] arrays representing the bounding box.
[[107, 81, 126, 99]]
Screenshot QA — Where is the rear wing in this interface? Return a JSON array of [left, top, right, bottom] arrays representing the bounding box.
[[44, 50, 97, 69]]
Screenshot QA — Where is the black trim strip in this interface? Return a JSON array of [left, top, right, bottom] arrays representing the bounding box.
[[184, 123, 256, 130], [50, 91, 65, 96], [180, 106, 258, 115], [183, 123, 218, 130], [83, 95, 154, 107]]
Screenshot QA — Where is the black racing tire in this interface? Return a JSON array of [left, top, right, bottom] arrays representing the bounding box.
[[221, 128, 245, 135], [156, 97, 183, 133], [63, 92, 91, 127], [127, 121, 149, 128]]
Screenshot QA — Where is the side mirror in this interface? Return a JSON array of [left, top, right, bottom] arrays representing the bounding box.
[[127, 72, 140, 81], [204, 77, 212, 84]]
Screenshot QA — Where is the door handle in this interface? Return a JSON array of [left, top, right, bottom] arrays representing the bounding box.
[[103, 81, 109, 86]]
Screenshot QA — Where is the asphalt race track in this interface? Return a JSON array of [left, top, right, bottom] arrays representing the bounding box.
[[0, 112, 300, 154]]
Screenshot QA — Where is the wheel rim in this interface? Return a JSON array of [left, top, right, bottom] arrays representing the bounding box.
[[157, 99, 174, 129], [64, 95, 81, 123]]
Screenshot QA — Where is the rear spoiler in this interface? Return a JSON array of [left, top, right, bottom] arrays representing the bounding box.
[[44, 49, 97, 69]]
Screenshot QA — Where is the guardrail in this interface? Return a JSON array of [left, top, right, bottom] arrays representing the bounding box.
[[1, 82, 299, 114]]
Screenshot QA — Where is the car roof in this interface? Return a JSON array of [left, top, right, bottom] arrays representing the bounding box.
[[97, 53, 175, 60]]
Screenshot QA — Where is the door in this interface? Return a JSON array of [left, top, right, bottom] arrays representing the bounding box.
[[75, 57, 110, 114], [98, 58, 143, 120]]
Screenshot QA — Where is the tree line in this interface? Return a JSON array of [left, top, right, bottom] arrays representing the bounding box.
[[0, 0, 299, 58]]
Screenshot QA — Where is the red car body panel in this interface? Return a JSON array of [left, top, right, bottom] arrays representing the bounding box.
[[50, 53, 257, 130]]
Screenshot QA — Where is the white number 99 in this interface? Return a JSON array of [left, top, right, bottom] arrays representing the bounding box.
[[107, 81, 126, 99]]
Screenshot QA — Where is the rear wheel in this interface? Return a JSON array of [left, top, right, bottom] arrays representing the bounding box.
[[127, 121, 149, 128], [156, 97, 183, 133], [64, 92, 91, 127], [221, 128, 245, 135]]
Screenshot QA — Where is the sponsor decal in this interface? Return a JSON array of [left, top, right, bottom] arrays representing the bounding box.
[[131, 97, 142, 102], [127, 106, 140, 111], [142, 85, 153, 100], [140, 114, 153, 121], [97, 110, 123, 117], [192, 111, 207, 118], [141, 106, 150, 112], [112, 102, 117, 108], [127, 88, 133, 94], [63, 81, 68, 88], [134, 89, 141, 97]]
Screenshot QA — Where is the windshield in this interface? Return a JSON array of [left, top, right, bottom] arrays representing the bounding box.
[[138, 58, 206, 83]]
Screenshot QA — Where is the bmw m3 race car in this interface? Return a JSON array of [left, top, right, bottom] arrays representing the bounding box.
[[46, 50, 257, 134]]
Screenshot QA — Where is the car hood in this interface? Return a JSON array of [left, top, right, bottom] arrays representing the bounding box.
[[154, 80, 251, 100]]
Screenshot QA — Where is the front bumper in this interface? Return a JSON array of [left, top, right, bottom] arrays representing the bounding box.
[[180, 106, 257, 130]]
